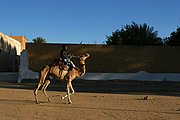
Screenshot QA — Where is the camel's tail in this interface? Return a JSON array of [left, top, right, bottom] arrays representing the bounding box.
[[38, 65, 50, 85]]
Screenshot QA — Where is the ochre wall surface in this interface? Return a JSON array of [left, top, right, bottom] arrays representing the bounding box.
[[27, 43, 180, 73]]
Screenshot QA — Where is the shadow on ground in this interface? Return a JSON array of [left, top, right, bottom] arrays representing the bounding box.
[[0, 79, 180, 97]]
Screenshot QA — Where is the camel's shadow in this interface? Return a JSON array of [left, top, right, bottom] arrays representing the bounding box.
[[0, 98, 67, 105], [0, 79, 180, 97], [0, 98, 35, 105]]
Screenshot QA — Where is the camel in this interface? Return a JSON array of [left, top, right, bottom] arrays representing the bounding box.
[[34, 53, 90, 104]]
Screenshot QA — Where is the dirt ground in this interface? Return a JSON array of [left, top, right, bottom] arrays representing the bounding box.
[[0, 80, 179, 120]]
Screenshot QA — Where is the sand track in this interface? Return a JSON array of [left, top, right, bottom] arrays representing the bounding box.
[[0, 80, 179, 120]]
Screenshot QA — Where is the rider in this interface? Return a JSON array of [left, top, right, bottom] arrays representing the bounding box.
[[60, 45, 78, 70]]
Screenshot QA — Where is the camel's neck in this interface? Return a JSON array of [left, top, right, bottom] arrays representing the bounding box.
[[78, 60, 86, 77]]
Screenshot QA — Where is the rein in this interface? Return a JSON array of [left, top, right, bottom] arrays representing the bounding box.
[[80, 63, 85, 66]]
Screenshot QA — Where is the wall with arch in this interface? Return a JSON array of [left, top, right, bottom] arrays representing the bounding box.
[[0, 32, 23, 72]]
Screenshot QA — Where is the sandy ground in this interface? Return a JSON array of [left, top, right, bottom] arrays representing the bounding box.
[[0, 80, 180, 120]]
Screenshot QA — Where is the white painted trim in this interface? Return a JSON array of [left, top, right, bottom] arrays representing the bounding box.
[[80, 71, 180, 82], [18, 71, 180, 83]]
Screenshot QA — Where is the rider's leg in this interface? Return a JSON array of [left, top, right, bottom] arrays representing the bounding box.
[[70, 61, 78, 70]]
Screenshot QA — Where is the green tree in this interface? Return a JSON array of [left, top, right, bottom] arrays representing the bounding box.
[[164, 27, 180, 46], [32, 37, 47, 43], [105, 22, 163, 45]]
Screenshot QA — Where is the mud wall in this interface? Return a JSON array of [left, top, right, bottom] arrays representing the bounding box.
[[27, 43, 180, 73]]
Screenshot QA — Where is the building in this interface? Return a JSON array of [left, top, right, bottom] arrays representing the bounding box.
[[0, 32, 27, 55], [10, 36, 27, 51], [0, 32, 27, 72]]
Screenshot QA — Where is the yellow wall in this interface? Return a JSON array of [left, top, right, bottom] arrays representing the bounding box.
[[27, 43, 180, 73]]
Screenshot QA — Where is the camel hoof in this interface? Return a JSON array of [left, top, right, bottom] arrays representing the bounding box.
[[68, 100, 72, 104], [61, 96, 65, 100], [36, 101, 40, 104], [48, 99, 52, 102]]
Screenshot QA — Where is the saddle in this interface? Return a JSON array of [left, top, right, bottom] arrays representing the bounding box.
[[50, 58, 69, 71], [59, 60, 69, 71]]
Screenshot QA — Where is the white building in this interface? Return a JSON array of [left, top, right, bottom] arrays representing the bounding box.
[[0, 32, 26, 55]]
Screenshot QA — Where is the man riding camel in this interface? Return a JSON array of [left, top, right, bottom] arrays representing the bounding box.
[[60, 45, 78, 70]]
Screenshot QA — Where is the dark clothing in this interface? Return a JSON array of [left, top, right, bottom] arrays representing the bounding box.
[[60, 49, 68, 60], [60, 49, 68, 65], [59, 46, 78, 70]]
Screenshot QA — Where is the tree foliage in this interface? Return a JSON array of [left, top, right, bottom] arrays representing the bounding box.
[[32, 37, 47, 43], [105, 22, 163, 45], [164, 27, 180, 46]]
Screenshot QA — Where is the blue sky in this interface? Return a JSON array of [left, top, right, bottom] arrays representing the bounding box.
[[0, 0, 179, 44]]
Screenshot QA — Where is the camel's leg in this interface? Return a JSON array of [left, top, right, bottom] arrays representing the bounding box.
[[34, 65, 50, 104], [34, 83, 42, 104], [61, 81, 74, 100], [70, 82, 75, 94], [61, 94, 68, 100], [42, 80, 51, 102], [66, 81, 72, 104], [61, 81, 72, 104]]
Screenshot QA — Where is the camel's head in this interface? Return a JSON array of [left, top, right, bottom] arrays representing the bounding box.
[[79, 53, 90, 61]]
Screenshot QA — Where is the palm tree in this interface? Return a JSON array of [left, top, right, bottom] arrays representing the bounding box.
[[32, 37, 47, 43]]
